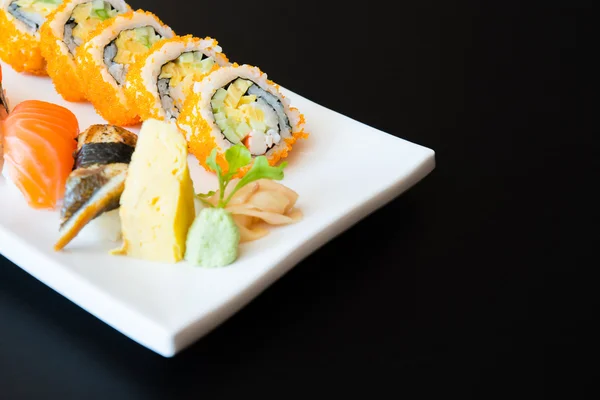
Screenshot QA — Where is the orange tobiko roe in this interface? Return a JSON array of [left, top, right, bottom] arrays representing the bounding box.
[[0, 10, 47, 75], [39, 1, 88, 102]]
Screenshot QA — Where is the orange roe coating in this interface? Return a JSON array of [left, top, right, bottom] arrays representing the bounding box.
[[74, 10, 173, 126], [177, 90, 225, 169], [40, 2, 85, 102], [41, 44, 86, 102], [177, 87, 309, 178], [38, 0, 133, 102], [0, 10, 46, 75], [125, 35, 227, 122], [76, 43, 140, 125]]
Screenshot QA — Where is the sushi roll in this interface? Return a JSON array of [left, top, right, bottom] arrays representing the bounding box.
[[0, 0, 64, 75], [125, 35, 230, 122], [177, 64, 308, 175], [40, 0, 131, 102], [55, 124, 137, 251], [75, 10, 174, 125]]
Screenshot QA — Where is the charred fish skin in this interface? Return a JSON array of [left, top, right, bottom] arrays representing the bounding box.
[[55, 165, 128, 251], [60, 163, 127, 227], [76, 124, 138, 150]]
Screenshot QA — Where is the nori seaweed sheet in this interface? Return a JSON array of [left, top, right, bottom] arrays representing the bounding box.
[[75, 142, 135, 169]]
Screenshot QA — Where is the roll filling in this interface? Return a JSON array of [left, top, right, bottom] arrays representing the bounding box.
[[63, 0, 118, 54], [104, 25, 162, 84], [210, 78, 291, 156], [157, 51, 216, 119], [8, 0, 60, 32]]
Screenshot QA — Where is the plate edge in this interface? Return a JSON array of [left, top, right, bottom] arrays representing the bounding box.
[[170, 150, 436, 356], [0, 224, 178, 357]]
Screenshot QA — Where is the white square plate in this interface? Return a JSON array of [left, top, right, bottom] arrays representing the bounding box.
[[0, 61, 435, 357]]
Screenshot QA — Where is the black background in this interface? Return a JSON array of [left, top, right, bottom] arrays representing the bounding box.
[[0, 1, 594, 398]]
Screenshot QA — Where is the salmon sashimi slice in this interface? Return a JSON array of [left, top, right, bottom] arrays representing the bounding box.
[[5, 128, 74, 204], [2, 100, 79, 209], [10, 100, 79, 141]]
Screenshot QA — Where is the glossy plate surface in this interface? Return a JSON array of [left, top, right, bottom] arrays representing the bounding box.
[[0, 61, 435, 357]]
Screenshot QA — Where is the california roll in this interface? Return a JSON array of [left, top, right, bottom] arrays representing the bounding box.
[[75, 9, 174, 125], [177, 64, 308, 176], [40, 0, 130, 101]]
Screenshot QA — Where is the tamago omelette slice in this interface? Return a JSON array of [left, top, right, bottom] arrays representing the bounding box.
[[112, 119, 195, 263]]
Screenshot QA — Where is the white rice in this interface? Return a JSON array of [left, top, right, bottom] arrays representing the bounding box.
[[86, 208, 122, 242]]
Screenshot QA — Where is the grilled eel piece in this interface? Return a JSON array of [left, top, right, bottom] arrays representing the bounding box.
[[54, 124, 137, 251]]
